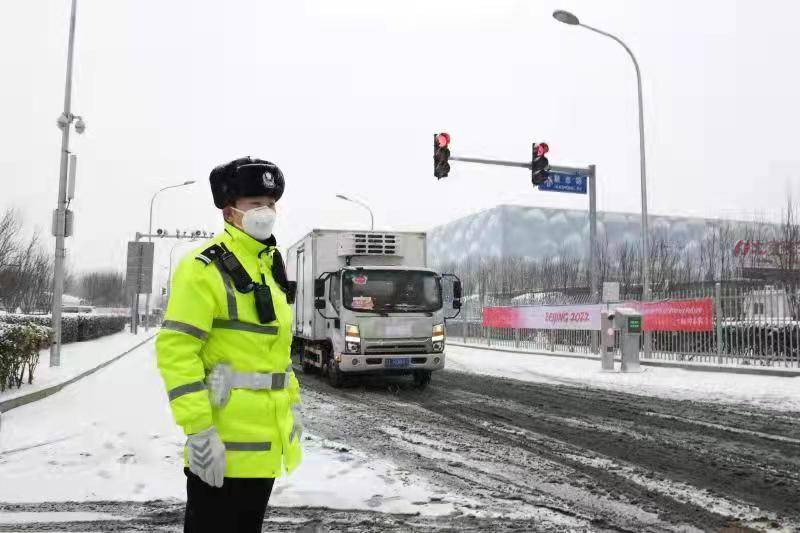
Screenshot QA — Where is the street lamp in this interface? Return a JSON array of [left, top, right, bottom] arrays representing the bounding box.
[[167, 237, 201, 301], [553, 9, 651, 353], [50, 0, 84, 367], [336, 194, 374, 231], [144, 180, 195, 329]]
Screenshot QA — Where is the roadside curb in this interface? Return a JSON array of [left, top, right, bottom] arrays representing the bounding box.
[[447, 342, 800, 378], [0, 334, 156, 414]]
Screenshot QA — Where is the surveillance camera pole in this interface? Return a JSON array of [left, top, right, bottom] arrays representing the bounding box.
[[49, 0, 79, 367], [129, 229, 209, 334]]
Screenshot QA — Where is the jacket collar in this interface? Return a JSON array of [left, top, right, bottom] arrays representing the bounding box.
[[223, 222, 275, 257]]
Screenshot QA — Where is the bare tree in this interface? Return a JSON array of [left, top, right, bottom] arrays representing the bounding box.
[[775, 198, 800, 318], [2, 232, 54, 314], [79, 270, 127, 307]]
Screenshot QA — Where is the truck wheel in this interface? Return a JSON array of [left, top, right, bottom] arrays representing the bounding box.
[[413, 370, 432, 389], [327, 361, 344, 388], [301, 358, 315, 374]]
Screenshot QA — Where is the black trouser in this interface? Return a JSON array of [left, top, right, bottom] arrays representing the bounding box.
[[184, 468, 275, 533]]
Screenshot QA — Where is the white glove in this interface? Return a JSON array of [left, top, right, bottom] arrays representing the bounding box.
[[291, 403, 303, 443], [186, 426, 226, 487]]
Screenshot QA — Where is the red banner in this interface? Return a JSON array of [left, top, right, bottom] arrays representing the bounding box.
[[481, 298, 715, 332], [482, 304, 602, 330], [617, 298, 714, 332]]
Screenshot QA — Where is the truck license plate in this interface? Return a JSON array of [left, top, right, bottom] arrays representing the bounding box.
[[385, 357, 410, 368]]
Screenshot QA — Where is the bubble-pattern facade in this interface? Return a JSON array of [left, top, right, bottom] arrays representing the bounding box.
[[428, 205, 754, 264]]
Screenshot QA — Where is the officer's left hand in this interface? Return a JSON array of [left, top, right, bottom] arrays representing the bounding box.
[[291, 403, 303, 442]]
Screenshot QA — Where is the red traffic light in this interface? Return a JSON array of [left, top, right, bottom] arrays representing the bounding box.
[[535, 142, 549, 157], [436, 132, 450, 148]]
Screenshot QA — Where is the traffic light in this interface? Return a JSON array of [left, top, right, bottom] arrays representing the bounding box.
[[433, 132, 451, 179], [531, 142, 550, 186]]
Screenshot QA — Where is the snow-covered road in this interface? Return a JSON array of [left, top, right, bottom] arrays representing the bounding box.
[[445, 344, 800, 411], [0, 338, 455, 531], [1, 339, 799, 531]]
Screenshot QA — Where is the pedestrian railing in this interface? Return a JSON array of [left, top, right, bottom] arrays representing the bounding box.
[[447, 283, 800, 368]]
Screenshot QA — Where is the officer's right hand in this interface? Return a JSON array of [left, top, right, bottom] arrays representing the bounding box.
[[186, 426, 226, 487]]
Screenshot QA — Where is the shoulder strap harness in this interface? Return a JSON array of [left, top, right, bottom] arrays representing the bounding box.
[[196, 243, 255, 294]]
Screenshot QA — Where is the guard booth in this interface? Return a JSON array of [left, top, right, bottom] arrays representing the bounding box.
[[615, 307, 643, 373], [600, 307, 643, 373]]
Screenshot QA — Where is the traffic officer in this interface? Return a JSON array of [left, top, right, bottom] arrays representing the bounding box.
[[156, 156, 302, 533]]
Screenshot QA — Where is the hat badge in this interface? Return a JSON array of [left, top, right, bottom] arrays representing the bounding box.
[[262, 171, 275, 188]]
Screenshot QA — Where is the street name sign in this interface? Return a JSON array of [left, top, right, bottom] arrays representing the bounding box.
[[538, 171, 588, 194]]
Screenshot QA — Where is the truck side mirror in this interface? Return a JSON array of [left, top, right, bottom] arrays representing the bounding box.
[[452, 280, 462, 308], [315, 298, 326, 310], [314, 279, 326, 298]]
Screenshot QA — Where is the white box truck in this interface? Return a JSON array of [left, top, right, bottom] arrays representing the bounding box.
[[286, 229, 461, 388]]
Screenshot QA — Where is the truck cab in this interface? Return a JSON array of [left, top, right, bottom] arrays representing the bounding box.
[[287, 230, 461, 388]]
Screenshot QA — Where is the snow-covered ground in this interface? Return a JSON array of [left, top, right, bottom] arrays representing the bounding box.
[[0, 330, 153, 404], [0, 339, 445, 516], [446, 344, 800, 411]]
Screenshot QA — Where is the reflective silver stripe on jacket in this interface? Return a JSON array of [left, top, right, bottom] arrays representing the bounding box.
[[226, 369, 291, 390], [167, 380, 207, 401], [212, 262, 239, 321], [212, 319, 278, 335], [224, 441, 271, 452], [162, 320, 209, 341]]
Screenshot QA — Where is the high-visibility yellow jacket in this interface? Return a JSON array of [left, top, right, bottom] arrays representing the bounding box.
[[156, 223, 302, 478]]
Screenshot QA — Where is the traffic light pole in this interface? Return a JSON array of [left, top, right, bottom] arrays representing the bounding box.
[[447, 155, 599, 349]]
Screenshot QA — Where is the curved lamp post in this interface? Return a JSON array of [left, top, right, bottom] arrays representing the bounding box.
[[144, 180, 195, 329], [553, 9, 651, 355], [336, 194, 374, 231]]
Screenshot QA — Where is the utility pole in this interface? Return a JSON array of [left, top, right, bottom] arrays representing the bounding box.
[[51, 0, 85, 367]]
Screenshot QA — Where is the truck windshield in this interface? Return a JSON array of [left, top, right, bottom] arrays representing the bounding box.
[[341, 270, 442, 313]]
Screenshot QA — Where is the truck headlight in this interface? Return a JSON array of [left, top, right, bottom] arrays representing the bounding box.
[[345, 341, 361, 354], [432, 323, 445, 343]]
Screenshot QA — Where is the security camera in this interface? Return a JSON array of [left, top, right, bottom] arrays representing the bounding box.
[[56, 113, 70, 129], [74, 117, 86, 134], [157, 229, 164, 236]]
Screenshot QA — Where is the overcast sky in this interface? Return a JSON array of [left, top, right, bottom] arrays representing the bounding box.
[[2, 0, 799, 289]]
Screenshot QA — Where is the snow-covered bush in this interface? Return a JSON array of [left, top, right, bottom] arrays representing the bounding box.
[[0, 322, 51, 392], [75, 314, 127, 341], [0, 314, 126, 343], [0, 314, 127, 391]]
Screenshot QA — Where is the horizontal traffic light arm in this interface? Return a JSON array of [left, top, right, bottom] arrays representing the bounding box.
[[449, 155, 531, 169], [449, 155, 589, 175]]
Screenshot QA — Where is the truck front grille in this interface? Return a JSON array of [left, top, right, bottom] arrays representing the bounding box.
[[364, 343, 428, 355]]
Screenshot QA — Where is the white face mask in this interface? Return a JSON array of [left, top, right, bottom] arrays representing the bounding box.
[[232, 205, 276, 240]]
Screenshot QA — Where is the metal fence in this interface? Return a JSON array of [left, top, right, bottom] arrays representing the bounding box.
[[446, 283, 800, 368]]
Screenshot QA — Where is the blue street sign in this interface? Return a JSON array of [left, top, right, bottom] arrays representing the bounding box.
[[538, 171, 588, 194]]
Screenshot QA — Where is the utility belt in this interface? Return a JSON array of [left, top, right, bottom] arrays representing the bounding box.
[[207, 364, 291, 408]]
